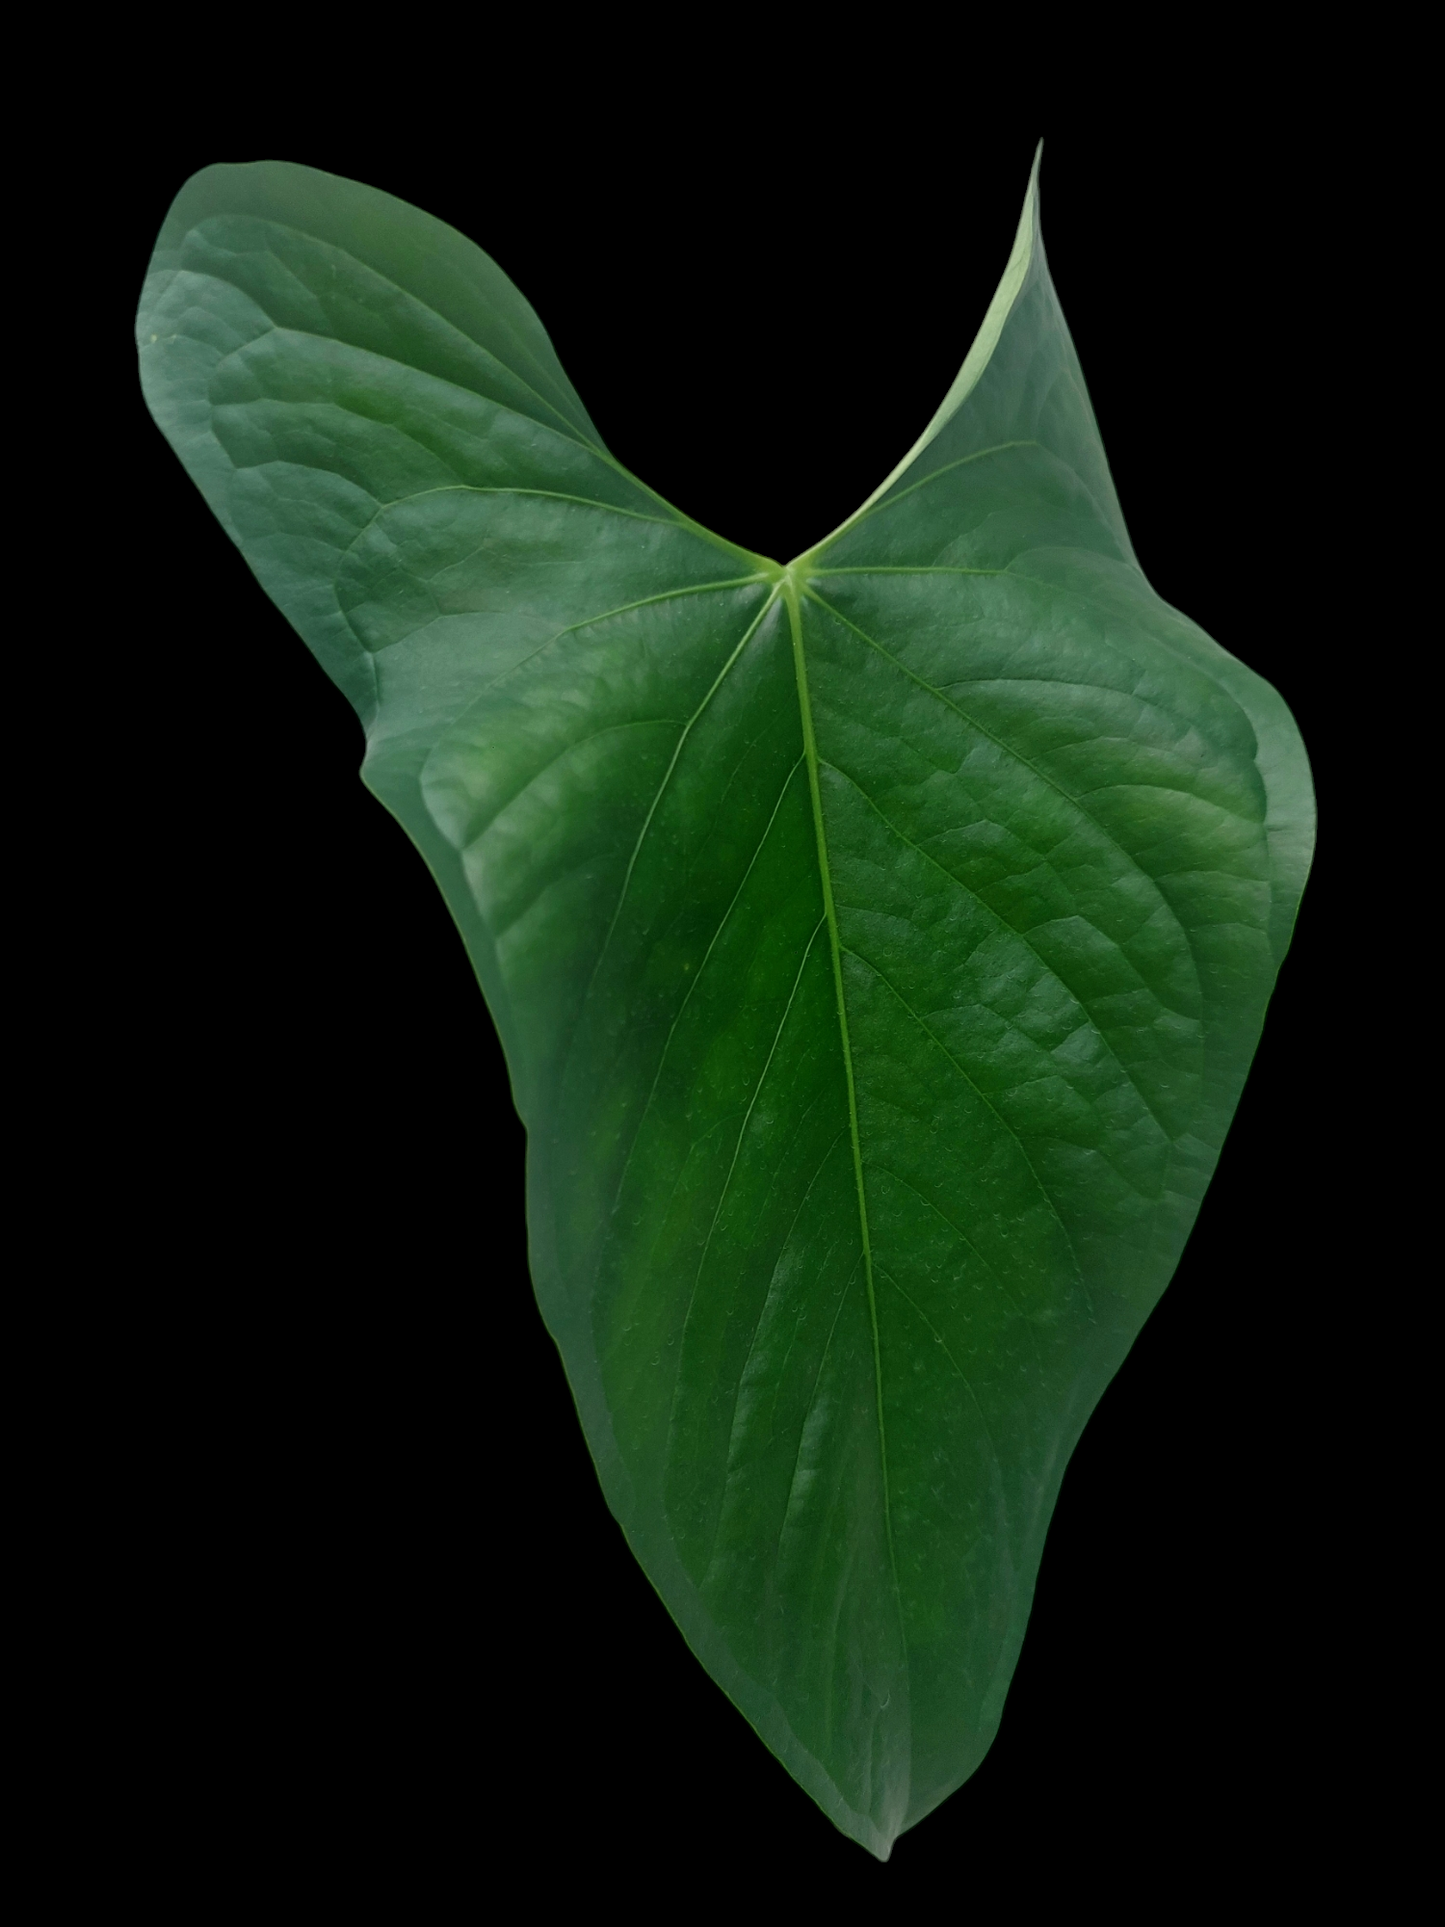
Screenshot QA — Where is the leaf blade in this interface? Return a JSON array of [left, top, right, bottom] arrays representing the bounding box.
[[137, 155, 1314, 1857]]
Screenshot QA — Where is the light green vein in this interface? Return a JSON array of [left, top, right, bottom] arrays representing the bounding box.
[[782, 571, 903, 1633], [662, 917, 829, 1492], [803, 440, 1042, 555], [345, 481, 716, 546], [812, 567, 1010, 578], [599, 589, 782, 960], [604, 754, 807, 1232], [467, 578, 771, 703]]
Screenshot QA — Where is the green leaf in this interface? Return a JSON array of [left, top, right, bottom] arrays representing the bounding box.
[[137, 150, 1313, 1858]]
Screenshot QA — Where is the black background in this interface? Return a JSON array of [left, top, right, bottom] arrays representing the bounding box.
[[80, 78, 1373, 1907]]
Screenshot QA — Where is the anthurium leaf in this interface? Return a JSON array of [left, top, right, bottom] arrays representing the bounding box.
[[137, 151, 1313, 1858]]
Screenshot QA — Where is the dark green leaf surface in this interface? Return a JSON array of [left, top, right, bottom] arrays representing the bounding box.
[[137, 154, 1313, 1857]]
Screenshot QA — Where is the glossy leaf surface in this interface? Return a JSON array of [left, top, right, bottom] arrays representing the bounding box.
[[137, 156, 1313, 1857]]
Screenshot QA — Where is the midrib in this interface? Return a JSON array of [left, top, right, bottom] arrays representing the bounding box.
[[782, 569, 902, 1614]]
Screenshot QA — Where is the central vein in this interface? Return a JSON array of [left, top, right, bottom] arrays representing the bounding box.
[[782, 570, 899, 1593]]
